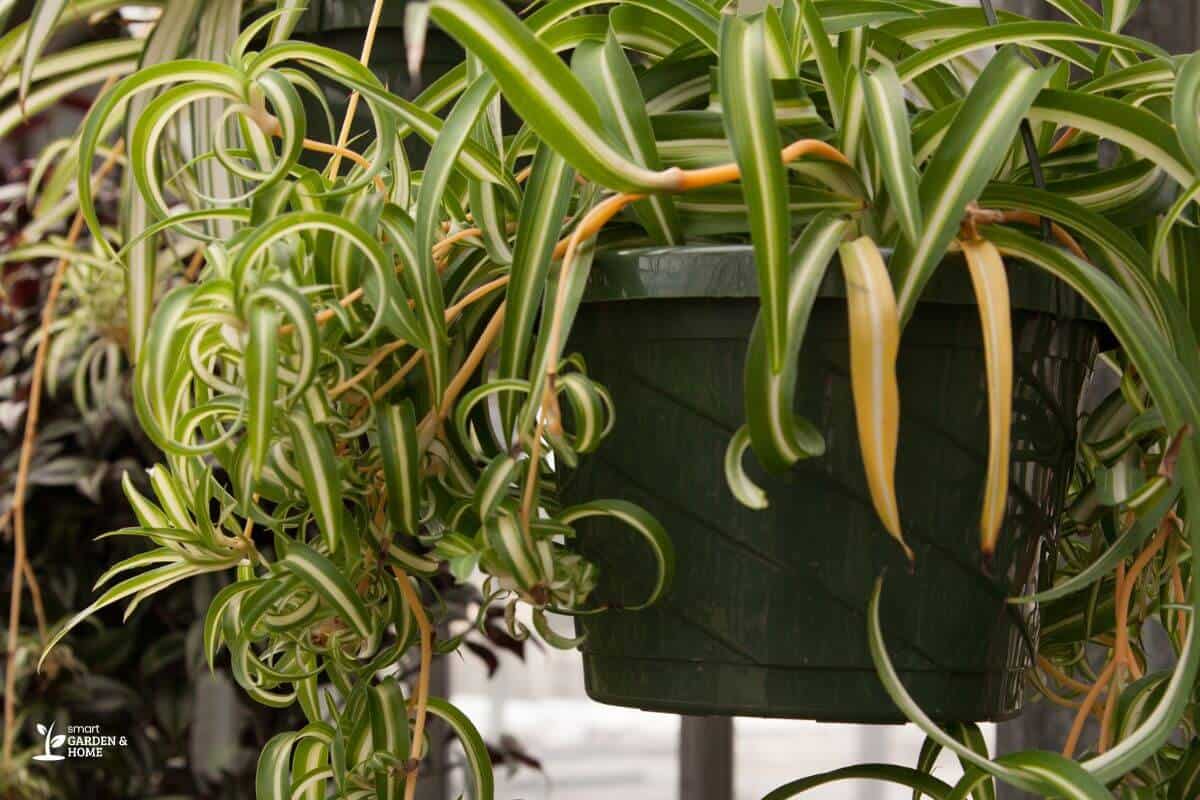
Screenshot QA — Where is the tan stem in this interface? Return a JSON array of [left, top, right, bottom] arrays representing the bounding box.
[[675, 138, 851, 192], [1171, 562, 1188, 642], [330, 276, 510, 399], [185, 246, 206, 281], [1050, 127, 1080, 154], [22, 561, 46, 642], [303, 137, 386, 192], [418, 303, 507, 447], [1038, 655, 1095, 696], [6, 136, 125, 762], [1062, 657, 1116, 758], [327, 0, 386, 178], [391, 566, 432, 800]]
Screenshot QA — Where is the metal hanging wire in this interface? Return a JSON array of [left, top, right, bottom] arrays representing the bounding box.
[[978, 0, 1052, 240]]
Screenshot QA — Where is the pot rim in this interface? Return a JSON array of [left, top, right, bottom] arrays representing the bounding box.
[[585, 244, 1101, 321]]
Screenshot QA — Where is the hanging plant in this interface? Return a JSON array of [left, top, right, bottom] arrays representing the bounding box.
[[4, 0, 1200, 796]]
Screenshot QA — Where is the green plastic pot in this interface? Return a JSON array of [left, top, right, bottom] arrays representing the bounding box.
[[562, 245, 1104, 723]]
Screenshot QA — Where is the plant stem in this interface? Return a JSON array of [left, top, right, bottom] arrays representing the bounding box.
[[419, 302, 508, 448], [1062, 657, 1116, 758], [330, 276, 510, 399], [390, 566, 432, 800], [326, 0, 386, 179], [4, 137, 125, 763], [185, 246, 206, 281], [1038, 655, 1095, 696], [303, 136, 386, 192]]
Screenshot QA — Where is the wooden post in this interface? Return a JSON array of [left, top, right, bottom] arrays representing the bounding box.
[[680, 716, 734, 800]]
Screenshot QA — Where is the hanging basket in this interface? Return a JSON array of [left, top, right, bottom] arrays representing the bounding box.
[[561, 246, 1105, 722]]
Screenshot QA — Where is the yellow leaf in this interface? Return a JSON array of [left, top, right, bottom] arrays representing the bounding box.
[[840, 236, 912, 563], [960, 237, 1013, 558]]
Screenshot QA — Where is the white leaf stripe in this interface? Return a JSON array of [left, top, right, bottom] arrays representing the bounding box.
[[893, 48, 1049, 321], [256, 733, 296, 800], [17, 0, 67, 104], [424, 698, 495, 800], [960, 239, 1013, 557], [286, 413, 345, 553], [280, 542, 372, 638], [486, 514, 543, 590], [474, 455, 518, 521], [840, 237, 911, 562], [377, 401, 421, 537], [39, 561, 227, 671], [558, 500, 673, 609], [725, 426, 768, 510], [862, 63, 922, 245], [720, 15, 790, 372], [204, 579, 264, 669], [245, 300, 280, 502]]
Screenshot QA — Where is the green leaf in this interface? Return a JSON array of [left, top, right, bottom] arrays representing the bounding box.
[[245, 299, 280, 505], [1169, 743, 1200, 800], [868, 577, 1114, 797], [424, 698, 494, 800], [497, 144, 575, 434], [376, 400, 422, 538], [764, 764, 952, 799], [367, 678, 410, 800], [573, 31, 681, 245], [557, 500, 673, 609], [1026, 89, 1192, 188], [862, 62, 922, 245], [483, 512, 544, 594], [799, 0, 845, 126], [1102, 0, 1142, 32], [414, 74, 496, 396], [253, 282, 320, 402], [474, 454, 519, 523], [279, 541, 372, 639], [1173, 51, 1200, 176], [16, 0, 66, 106], [1010, 490, 1175, 604], [286, 411, 346, 554], [429, 0, 677, 193], [891, 48, 1050, 322], [74, 60, 244, 356], [725, 425, 768, 510], [41, 560, 228, 670], [290, 724, 333, 800], [256, 732, 296, 800], [204, 579, 264, 670], [719, 14, 789, 372], [743, 214, 847, 473], [894, 21, 1164, 85], [532, 608, 586, 649]]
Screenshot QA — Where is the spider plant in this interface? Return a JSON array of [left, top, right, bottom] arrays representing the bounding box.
[[6, 0, 1200, 796]]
